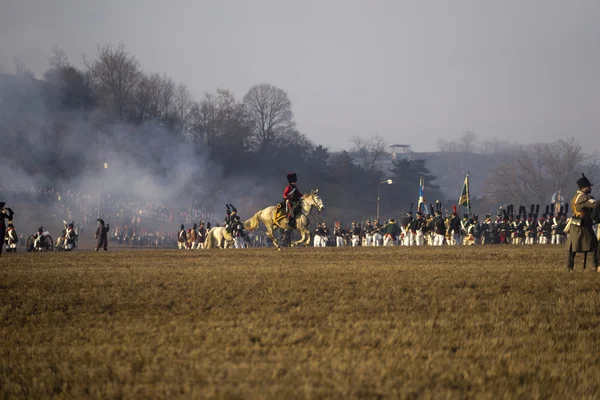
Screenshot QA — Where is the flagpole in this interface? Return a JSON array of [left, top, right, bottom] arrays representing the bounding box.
[[466, 172, 471, 217]]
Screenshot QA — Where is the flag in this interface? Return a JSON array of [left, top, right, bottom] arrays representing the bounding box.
[[458, 173, 470, 213], [417, 176, 426, 213]]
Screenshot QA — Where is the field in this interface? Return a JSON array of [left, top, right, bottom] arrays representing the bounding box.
[[1, 246, 600, 399]]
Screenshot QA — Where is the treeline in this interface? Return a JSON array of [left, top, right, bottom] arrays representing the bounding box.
[[0, 44, 442, 220]]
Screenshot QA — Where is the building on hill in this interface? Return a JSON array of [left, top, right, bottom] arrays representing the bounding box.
[[388, 144, 411, 160]]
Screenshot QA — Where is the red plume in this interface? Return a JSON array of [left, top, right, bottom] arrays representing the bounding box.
[[452, 205, 457, 214]]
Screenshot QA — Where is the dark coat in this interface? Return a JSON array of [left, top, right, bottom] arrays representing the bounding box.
[[566, 191, 598, 253]]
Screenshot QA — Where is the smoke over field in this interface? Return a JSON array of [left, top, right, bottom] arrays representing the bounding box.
[[1, 246, 599, 398]]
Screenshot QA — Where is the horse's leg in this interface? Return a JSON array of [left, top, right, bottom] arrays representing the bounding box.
[[292, 227, 306, 246], [267, 225, 280, 249]]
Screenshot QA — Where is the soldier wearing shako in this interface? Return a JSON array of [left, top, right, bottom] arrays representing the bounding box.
[[433, 205, 446, 246], [5, 223, 18, 253], [177, 224, 187, 250], [401, 205, 414, 246], [283, 173, 303, 228], [351, 221, 361, 246], [364, 219, 374, 246], [448, 206, 461, 245], [481, 214, 493, 245], [566, 173, 598, 271]]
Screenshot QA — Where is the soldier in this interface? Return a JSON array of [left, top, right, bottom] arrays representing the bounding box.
[[512, 214, 525, 245], [411, 212, 426, 246], [283, 173, 303, 228], [472, 214, 482, 245], [351, 221, 361, 246], [95, 219, 109, 251], [197, 221, 207, 249], [401, 208, 414, 246], [372, 219, 383, 246], [566, 174, 598, 271], [5, 223, 18, 253], [189, 223, 198, 249], [448, 207, 461, 245], [334, 222, 345, 247], [65, 222, 77, 251], [481, 214, 493, 245], [433, 208, 446, 246], [364, 219, 374, 246], [0, 202, 14, 257], [383, 218, 400, 246], [177, 224, 187, 250], [313, 222, 324, 247], [322, 222, 330, 246], [232, 216, 247, 249]]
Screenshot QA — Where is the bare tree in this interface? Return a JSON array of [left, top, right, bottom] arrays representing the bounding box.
[[460, 130, 478, 153], [159, 74, 175, 122], [242, 83, 294, 150], [174, 83, 193, 134], [484, 137, 589, 205], [14, 57, 34, 79], [44, 46, 70, 108], [351, 135, 387, 172], [85, 43, 141, 119]]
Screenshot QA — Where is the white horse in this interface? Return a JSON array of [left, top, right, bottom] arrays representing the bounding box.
[[244, 189, 324, 249], [204, 227, 234, 249]]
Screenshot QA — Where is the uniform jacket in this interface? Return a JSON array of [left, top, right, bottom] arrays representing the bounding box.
[[566, 191, 598, 252]]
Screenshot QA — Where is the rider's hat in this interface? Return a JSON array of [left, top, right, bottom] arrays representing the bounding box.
[[97, 219, 104, 225], [577, 173, 593, 189], [287, 172, 297, 183], [180, 224, 185, 230], [68, 223, 74, 228], [7, 223, 13, 228], [229, 204, 237, 214], [0, 202, 5, 208], [226, 204, 231, 214]]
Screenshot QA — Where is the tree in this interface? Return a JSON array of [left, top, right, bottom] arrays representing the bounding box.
[[174, 83, 193, 135], [44, 46, 70, 109], [388, 158, 441, 212], [14, 57, 34, 79], [85, 43, 141, 119], [243, 83, 294, 151], [351, 135, 387, 172], [460, 130, 477, 153], [483, 137, 591, 205]]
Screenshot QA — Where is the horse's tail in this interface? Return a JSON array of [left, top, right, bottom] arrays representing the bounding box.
[[244, 211, 262, 231]]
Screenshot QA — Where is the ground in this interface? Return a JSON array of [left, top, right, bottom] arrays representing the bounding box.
[[1, 246, 600, 399]]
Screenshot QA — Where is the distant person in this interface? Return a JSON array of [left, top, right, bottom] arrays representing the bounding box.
[[0, 202, 14, 257], [566, 174, 598, 272], [5, 223, 18, 253], [95, 219, 109, 251]]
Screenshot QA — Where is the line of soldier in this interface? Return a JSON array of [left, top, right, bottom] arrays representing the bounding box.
[[315, 202, 569, 247]]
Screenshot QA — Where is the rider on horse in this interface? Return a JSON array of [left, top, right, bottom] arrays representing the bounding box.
[[283, 173, 303, 228]]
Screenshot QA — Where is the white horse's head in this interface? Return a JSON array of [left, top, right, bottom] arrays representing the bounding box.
[[306, 189, 324, 212]]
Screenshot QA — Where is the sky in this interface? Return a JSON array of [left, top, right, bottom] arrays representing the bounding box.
[[1, 0, 599, 153]]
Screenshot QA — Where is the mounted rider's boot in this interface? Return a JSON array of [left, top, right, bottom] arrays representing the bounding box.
[[288, 215, 296, 229]]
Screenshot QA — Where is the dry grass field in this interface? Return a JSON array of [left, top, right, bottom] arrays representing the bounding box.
[[1, 245, 600, 399]]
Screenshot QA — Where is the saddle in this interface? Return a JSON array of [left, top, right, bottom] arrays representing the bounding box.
[[275, 201, 288, 223]]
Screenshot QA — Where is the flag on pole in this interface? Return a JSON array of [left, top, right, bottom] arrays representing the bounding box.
[[458, 173, 470, 215], [417, 176, 426, 213]]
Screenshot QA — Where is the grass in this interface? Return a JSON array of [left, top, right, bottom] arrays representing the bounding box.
[[1, 246, 600, 399]]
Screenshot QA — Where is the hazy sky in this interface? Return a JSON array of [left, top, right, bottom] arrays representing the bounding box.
[[1, 0, 599, 152]]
